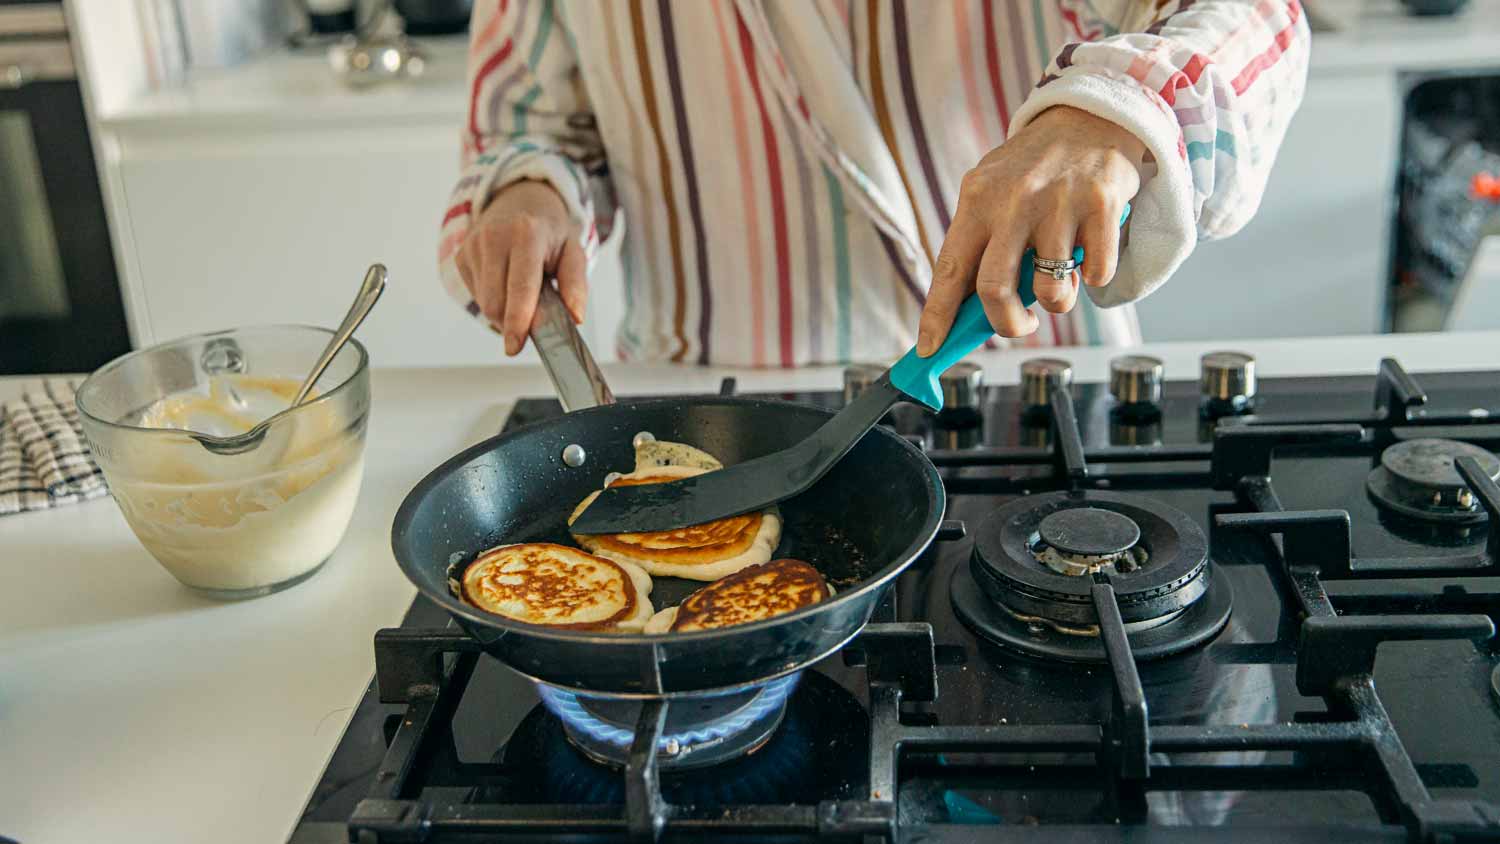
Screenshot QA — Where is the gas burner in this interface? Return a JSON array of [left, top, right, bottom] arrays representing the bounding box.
[[951, 490, 1231, 662], [535, 674, 799, 770], [499, 671, 867, 805], [974, 491, 1209, 626], [1366, 438, 1500, 524]]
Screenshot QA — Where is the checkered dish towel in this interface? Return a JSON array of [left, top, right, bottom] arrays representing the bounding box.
[[0, 380, 109, 515]]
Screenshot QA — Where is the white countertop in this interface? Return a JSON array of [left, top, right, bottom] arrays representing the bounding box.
[[95, 35, 470, 132], [95, 3, 1499, 133], [3, 330, 1499, 844], [1310, 0, 1500, 74]]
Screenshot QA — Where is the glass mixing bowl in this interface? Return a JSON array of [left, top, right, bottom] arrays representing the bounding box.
[[76, 326, 370, 599]]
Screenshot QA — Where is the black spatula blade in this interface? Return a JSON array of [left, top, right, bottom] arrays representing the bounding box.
[[570, 377, 903, 534]]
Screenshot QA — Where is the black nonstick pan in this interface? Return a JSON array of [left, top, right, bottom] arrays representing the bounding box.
[[391, 288, 944, 697]]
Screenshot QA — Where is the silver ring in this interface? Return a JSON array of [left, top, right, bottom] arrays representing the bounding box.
[[1032, 256, 1078, 281]]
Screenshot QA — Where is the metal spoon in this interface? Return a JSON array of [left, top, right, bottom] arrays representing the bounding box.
[[193, 264, 386, 455]]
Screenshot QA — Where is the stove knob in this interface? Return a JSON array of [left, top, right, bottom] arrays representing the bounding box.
[[1019, 357, 1073, 410], [1109, 355, 1164, 406], [939, 362, 984, 412], [842, 363, 885, 404], [1200, 351, 1256, 414]]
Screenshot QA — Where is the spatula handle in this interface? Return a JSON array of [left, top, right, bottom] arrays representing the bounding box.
[[888, 204, 1130, 411]]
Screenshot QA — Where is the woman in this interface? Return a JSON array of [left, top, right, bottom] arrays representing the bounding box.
[[440, 0, 1308, 366]]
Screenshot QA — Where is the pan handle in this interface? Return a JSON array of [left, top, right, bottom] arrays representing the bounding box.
[[530, 282, 616, 411]]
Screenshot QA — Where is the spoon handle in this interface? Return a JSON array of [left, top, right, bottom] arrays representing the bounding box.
[[293, 263, 387, 407]]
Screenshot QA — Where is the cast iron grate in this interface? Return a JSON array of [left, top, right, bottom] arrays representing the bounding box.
[[346, 363, 1500, 843]]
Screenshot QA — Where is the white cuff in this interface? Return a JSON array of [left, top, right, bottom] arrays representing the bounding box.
[[1010, 70, 1195, 309]]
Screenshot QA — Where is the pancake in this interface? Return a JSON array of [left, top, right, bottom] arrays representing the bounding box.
[[459, 543, 653, 632], [633, 438, 722, 472], [569, 465, 781, 581], [643, 558, 831, 633]]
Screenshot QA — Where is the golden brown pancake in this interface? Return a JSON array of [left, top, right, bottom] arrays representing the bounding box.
[[569, 465, 781, 581], [643, 558, 831, 633], [459, 543, 653, 632]]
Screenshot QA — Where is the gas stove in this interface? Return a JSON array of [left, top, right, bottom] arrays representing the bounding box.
[[291, 354, 1500, 843]]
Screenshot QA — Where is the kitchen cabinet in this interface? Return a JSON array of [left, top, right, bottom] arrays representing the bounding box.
[[100, 122, 626, 368], [112, 122, 634, 367], [112, 123, 520, 367]]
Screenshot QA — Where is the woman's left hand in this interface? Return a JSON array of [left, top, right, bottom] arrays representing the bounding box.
[[917, 105, 1146, 355]]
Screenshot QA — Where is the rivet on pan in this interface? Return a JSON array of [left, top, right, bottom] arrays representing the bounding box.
[[632, 431, 656, 448], [663, 738, 681, 755], [562, 444, 587, 467]]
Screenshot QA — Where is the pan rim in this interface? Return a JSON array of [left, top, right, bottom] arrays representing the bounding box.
[[391, 395, 945, 646]]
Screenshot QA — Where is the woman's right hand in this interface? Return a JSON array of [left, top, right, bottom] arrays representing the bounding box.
[[454, 180, 588, 356]]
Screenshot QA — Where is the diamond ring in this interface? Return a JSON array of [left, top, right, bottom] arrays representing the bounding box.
[[1032, 256, 1078, 281]]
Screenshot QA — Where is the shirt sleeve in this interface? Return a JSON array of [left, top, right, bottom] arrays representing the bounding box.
[[437, 0, 611, 320], [1011, 0, 1311, 308]]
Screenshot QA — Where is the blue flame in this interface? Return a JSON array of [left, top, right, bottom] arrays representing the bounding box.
[[537, 674, 801, 751]]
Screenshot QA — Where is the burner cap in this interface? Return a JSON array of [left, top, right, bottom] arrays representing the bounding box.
[[969, 491, 1210, 629], [1037, 507, 1140, 557], [1383, 438, 1498, 487], [1367, 438, 1499, 524]]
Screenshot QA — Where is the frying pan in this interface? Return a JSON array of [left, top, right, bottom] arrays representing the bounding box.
[[391, 287, 945, 697]]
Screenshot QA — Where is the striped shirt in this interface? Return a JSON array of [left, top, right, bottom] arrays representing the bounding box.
[[439, 0, 1309, 366]]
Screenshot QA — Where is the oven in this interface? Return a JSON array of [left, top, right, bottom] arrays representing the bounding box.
[[0, 1, 129, 374]]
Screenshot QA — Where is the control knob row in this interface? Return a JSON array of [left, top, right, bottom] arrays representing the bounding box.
[[1016, 351, 1256, 415], [843, 348, 1255, 416]]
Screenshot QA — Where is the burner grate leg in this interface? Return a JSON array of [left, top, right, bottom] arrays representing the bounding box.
[[1049, 386, 1088, 484], [624, 699, 669, 843], [1457, 456, 1500, 563], [1091, 582, 1150, 782], [1297, 614, 1494, 698], [1375, 357, 1427, 428]]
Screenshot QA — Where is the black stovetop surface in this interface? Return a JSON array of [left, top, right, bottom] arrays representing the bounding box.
[[292, 359, 1500, 843]]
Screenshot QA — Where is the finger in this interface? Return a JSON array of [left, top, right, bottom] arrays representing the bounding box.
[[555, 238, 589, 324], [1079, 207, 1122, 288], [974, 237, 1038, 338], [1030, 212, 1078, 314], [1042, 265, 1080, 316], [503, 235, 545, 355], [476, 247, 509, 330], [918, 215, 988, 356], [1055, 269, 1080, 315]]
